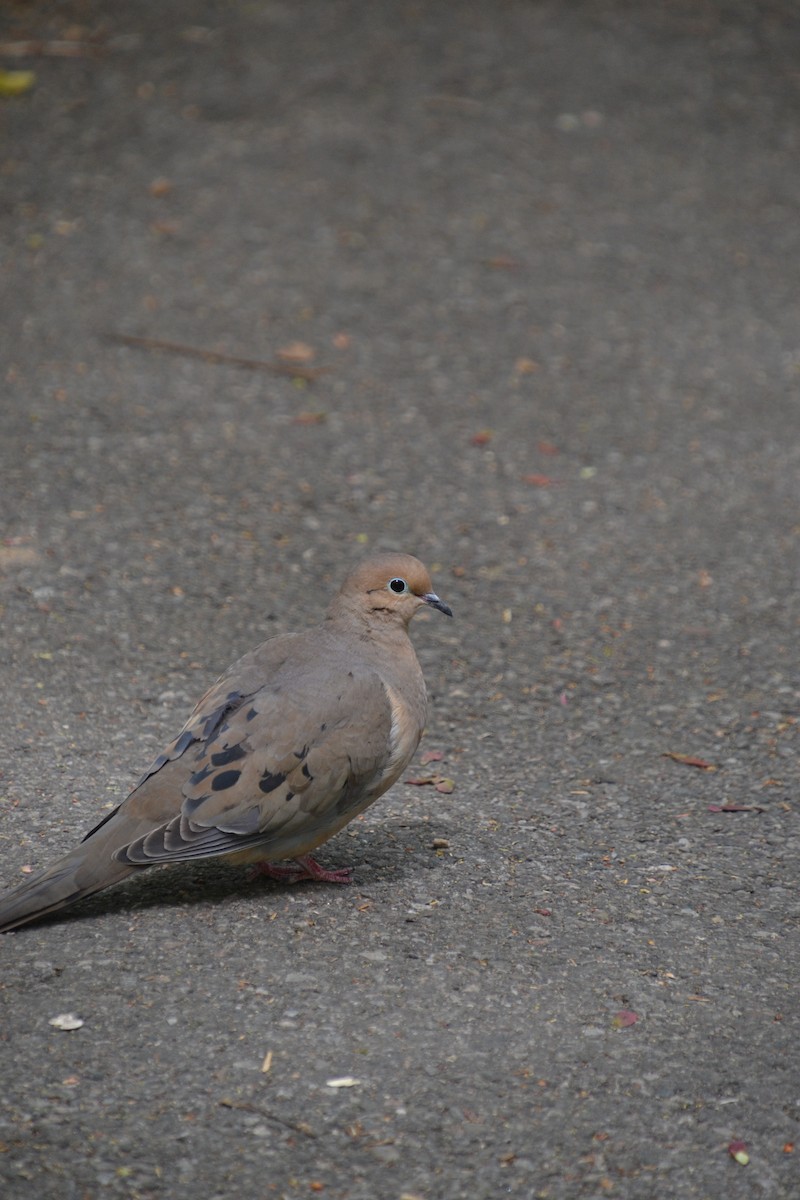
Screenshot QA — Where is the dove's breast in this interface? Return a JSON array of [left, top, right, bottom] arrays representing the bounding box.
[[377, 681, 426, 793]]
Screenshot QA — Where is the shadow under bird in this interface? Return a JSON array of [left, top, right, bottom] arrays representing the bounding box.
[[0, 553, 452, 933]]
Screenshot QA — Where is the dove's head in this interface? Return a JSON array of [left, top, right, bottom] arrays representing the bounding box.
[[332, 553, 453, 627]]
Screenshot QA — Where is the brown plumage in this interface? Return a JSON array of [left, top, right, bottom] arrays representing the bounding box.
[[0, 553, 452, 932]]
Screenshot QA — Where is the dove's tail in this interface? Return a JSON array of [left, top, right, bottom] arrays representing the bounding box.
[[0, 811, 141, 933]]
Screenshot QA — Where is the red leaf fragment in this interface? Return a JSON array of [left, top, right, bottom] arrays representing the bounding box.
[[522, 473, 555, 488], [663, 752, 718, 771], [420, 750, 444, 764], [470, 429, 493, 446], [405, 773, 455, 794], [728, 1140, 749, 1165], [292, 412, 327, 426], [484, 255, 519, 271], [611, 1009, 639, 1029]]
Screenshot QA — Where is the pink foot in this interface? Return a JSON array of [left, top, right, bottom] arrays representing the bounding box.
[[249, 854, 353, 885]]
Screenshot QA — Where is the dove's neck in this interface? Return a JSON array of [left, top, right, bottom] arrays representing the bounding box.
[[325, 595, 410, 639], [323, 600, 428, 741], [325, 597, 422, 678]]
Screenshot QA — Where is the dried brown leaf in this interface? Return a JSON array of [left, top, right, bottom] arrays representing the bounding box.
[[277, 340, 315, 363]]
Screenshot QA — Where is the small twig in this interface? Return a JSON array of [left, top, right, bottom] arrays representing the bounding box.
[[104, 332, 330, 382], [218, 1097, 317, 1138], [0, 40, 103, 59], [707, 803, 766, 814]]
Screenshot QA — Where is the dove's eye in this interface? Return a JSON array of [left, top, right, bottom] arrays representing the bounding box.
[[388, 577, 408, 595]]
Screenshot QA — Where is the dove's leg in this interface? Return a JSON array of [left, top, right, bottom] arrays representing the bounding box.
[[250, 855, 353, 885]]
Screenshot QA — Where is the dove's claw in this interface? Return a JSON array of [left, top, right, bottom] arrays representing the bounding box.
[[249, 854, 354, 885]]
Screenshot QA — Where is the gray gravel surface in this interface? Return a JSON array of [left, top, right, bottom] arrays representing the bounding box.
[[1, 2, 798, 1197]]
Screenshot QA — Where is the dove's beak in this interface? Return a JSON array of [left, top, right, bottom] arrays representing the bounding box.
[[421, 592, 453, 618]]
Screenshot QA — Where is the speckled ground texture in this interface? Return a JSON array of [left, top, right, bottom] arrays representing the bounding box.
[[1, 1, 798, 1197]]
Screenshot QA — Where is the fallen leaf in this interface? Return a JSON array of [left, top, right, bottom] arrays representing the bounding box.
[[149, 219, 180, 236], [291, 412, 327, 426], [149, 177, 173, 197], [728, 1140, 749, 1165], [405, 773, 455, 794], [522, 473, 555, 487], [49, 1013, 84, 1031], [0, 69, 36, 97], [326, 1077, 360, 1089], [420, 750, 444, 764], [484, 255, 519, 270], [470, 429, 493, 446], [611, 1010, 639, 1029], [514, 357, 540, 375], [663, 752, 718, 771], [277, 340, 315, 363], [261, 1050, 273, 1074], [0, 546, 39, 568], [537, 440, 559, 455], [332, 332, 351, 349]]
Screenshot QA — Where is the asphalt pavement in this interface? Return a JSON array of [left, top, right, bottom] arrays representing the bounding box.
[[0, 2, 798, 1197]]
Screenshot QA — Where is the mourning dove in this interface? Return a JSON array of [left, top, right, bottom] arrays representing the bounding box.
[[0, 553, 452, 933]]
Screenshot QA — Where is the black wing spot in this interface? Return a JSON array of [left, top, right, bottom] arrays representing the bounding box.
[[293, 744, 309, 760], [211, 744, 247, 767], [285, 791, 294, 803], [246, 707, 258, 722], [211, 769, 242, 792], [258, 770, 286, 794], [189, 763, 215, 788], [301, 762, 313, 780]]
